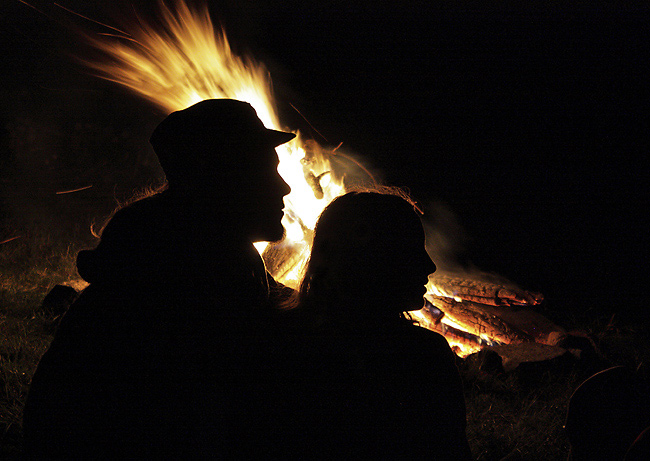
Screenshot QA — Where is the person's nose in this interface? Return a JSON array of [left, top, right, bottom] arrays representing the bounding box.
[[422, 252, 436, 276], [278, 173, 290, 197], [273, 166, 290, 197]]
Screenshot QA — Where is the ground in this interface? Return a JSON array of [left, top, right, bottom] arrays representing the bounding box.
[[1, 231, 648, 459]]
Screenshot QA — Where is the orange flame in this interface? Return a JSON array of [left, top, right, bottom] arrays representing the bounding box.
[[83, 0, 344, 288], [80, 0, 502, 357]]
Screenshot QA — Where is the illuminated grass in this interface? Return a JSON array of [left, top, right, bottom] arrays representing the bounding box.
[[0, 319, 51, 457], [463, 370, 575, 460], [0, 227, 87, 457]]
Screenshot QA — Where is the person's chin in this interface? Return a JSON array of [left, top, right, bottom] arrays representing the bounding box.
[[405, 295, 426, 312], [266, 229, 285, 243]]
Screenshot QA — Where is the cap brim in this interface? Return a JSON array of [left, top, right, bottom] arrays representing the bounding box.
[[267, 129, 296, 147]]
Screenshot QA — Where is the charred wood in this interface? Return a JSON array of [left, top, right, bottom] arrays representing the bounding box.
[[425, 294, 533, 345], [428, 270, 544, 306]]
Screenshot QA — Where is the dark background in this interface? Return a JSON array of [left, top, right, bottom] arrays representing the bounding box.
[[2, 1, 649, 325]]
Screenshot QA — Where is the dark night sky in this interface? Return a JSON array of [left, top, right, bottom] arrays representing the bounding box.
[[2, 1, 649, 324]]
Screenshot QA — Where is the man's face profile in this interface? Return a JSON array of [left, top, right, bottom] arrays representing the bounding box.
[[150, 99, 294, 243], [241, 145, 290, 243]]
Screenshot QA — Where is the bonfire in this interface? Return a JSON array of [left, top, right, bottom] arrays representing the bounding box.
[[70, 0, 562, 357]]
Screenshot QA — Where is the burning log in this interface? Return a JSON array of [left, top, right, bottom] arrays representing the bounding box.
[[425, 295, 532, 345], [409, 304, 498, 356], [428, 270, 544, 306], [421, 271, 565, 357], [432, 323, 486, 357]]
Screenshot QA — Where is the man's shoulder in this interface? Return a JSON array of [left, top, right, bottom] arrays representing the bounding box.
[[101, 191, 170, 235], [113, 190, 170, 219]]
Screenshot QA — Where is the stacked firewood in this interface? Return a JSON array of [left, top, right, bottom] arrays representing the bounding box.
[[422, 271, 562, 349], [430, 271, 544, 307]]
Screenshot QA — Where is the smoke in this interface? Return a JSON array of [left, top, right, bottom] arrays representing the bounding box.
[[421, 200, 542, 295], [324, 144, 383, 191], [421, 200, 470, 273], [300, 141, 475, 275], [299, 141, 472, 275]]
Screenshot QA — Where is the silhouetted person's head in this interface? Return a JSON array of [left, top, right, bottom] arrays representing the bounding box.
[[299, 190, 436, 319], [150, 99, 295, 242]]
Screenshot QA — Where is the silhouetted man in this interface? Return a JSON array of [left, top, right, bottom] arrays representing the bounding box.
[[23, 99, 295, 458]]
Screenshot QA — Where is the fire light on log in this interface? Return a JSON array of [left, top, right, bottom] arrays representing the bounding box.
[[73, 0, 562, 357], [412, 271, 561, 356], [428, 271, 544, 307]]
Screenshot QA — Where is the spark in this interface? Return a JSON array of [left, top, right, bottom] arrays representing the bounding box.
[[16, 0, 46, 16], [56, 185, 93, 195], [53, 2, 132, 37], [0, 236, 23, 245], [289, 103, 328, 142]]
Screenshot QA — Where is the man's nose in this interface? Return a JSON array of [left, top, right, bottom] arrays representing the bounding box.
[[276, 172, 290, 196]]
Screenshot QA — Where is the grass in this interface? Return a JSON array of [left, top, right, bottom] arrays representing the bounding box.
[[0, 226, 91, 457], [1, 227, 648, 459], [463, 363, 576, 460]]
